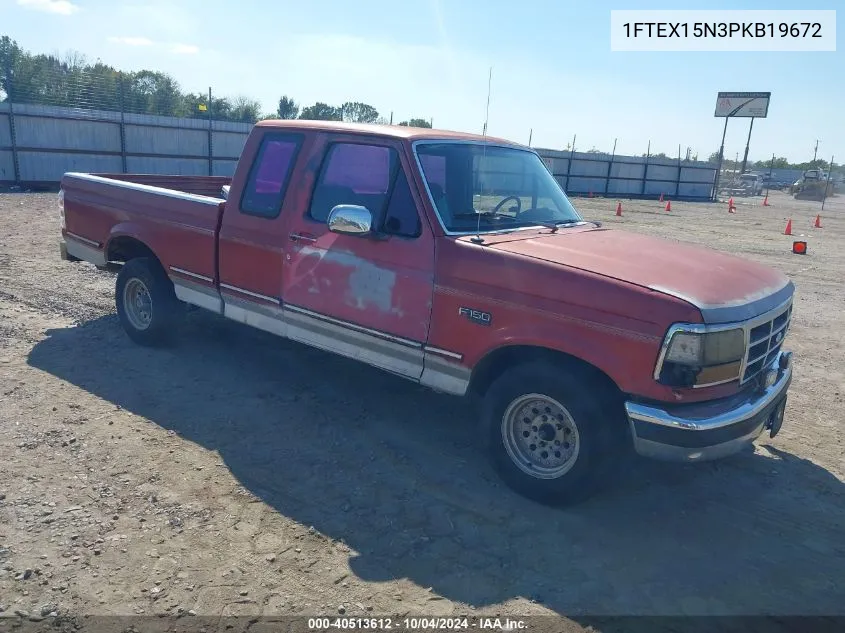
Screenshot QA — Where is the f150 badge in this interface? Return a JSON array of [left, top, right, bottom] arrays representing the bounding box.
[[459, 306, 492, 326]]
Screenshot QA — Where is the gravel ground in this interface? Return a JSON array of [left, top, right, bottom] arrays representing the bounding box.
[[0, 188, 843, 630]]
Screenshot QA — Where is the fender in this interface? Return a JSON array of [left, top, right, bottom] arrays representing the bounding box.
[[105, 222, 163, 265], [468, 317, 659, 395]]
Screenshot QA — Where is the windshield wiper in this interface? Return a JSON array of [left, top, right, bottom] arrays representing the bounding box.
[[537, 219, 582, 233], [452, 212, 582, 235], [453, 210, 508, 219]]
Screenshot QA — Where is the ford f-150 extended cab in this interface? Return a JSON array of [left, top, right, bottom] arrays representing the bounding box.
[[58, 120, 794, 504]]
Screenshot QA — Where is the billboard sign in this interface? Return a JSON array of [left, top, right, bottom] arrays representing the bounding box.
[[714, 92, 771, 118]]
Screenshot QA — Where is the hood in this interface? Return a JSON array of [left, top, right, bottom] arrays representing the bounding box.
[[484, 228, 793, 324]]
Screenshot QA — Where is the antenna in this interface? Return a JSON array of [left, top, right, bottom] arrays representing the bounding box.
[[472, 66, 493, 245], [482, 66, 492, 136]]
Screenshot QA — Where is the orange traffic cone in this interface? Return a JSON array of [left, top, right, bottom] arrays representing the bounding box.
[[615, 201, 623, 216], [728, 197, 736, 213], [814, 214, 822, 228], [665, 200, 671, 212], [659, 193, 664, 203], [784, 219, 792, 235], [762, 195, 769, 206]]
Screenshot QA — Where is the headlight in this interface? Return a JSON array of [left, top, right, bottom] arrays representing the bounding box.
[[657, 327, 746, 388]]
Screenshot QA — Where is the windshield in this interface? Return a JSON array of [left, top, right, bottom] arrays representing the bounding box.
[[415, 142, 583, 234]]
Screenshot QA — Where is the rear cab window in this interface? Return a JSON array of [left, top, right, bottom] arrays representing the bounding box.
[[240, 133, 303, 218]]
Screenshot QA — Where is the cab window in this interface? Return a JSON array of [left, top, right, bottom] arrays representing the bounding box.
[[240, 133, 302, 218]]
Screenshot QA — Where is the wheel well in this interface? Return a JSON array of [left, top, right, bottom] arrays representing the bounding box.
[[107, 237, 158, 265], [469, 345, 620, 399]]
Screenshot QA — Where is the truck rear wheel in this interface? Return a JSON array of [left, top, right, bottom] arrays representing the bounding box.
[[481, 361, 624, 505], [115, 257, 182, 346]]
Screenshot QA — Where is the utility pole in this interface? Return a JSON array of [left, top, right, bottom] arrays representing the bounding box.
[[821, 155, 833, 211], [813, 139, 820, 164], [740, 117, 754, 175]]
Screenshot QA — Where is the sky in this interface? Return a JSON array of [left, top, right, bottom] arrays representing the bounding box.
[[1, 0, 842, 163]]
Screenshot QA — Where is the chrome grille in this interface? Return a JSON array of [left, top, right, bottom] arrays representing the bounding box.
[[741, 301, 792, 383]]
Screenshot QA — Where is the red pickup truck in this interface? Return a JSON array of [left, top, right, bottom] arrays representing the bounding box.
[[58, 120, 794, 505]]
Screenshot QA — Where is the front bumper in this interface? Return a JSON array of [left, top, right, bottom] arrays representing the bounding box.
[[625, 351, 793, 461]]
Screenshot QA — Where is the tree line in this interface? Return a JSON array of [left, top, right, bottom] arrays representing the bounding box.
[[705, 151, 837, 173], [0, 35, 432, 127]]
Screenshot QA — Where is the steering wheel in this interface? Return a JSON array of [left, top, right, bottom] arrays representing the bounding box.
[[492, 195, 522, 215]]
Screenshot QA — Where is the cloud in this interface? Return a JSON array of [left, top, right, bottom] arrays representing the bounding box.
[[107, 36, 154, 47], [171, 43, 200, 55], [16, 0, 79, 15]]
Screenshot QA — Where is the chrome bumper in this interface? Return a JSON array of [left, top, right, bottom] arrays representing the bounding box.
[[59, 236, 106, 267], [625, 351, 793, 462]]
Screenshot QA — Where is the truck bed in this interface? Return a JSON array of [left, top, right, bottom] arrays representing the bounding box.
[[93, 174, 232, 199], [60, 172, 229, 283]]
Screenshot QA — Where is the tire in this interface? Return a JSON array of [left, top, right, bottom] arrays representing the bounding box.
[[481, 361, 626, 506], [115, 257, 183, 346]]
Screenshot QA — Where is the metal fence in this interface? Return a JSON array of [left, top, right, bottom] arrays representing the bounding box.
[[536, 148, 716, 200], [0, 101, 252, 184], [1, 101, 718, 200]]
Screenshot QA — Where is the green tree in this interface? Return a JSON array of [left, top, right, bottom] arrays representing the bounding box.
[[0, 36, 26, 101], [122, 70, 183, 116], [341, 101, 379, 123], [277, 95, 299, 119], [182, 91, 209, 118], [753, 157, 790, 169], [398, 118, 432, 128], [299, 102, 342, 121], [231, 96, 262, 123]]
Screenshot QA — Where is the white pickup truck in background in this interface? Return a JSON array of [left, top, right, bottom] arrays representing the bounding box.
[[738, 173, 764, 196]]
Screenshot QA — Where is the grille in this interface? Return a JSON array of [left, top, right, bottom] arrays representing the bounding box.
[[742, 301, 792, 383]]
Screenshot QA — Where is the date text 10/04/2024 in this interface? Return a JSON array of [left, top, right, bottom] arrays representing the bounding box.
[[622, 22, 823, 38], [307, 618, 528, 631]]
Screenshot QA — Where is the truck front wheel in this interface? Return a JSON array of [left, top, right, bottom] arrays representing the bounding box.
[[482, 362, 624, 505], [115, 257, 182, 346]]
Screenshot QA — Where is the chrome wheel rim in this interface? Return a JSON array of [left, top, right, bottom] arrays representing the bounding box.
[[123, 278, 153, 331], [501, 393, 580, 479]]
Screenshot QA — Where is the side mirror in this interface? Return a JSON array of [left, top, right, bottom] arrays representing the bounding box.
[[328, 204, 373, 236]]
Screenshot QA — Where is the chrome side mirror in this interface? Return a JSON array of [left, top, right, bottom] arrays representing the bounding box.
[[328, 204, 373, 236]]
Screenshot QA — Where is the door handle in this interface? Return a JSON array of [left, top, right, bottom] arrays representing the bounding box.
[[289, 232, 317, 243]]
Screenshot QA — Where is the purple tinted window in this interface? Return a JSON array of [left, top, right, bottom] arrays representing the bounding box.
[[310, 143, 395, 222], [322, 144, 391, 194], [241, 135, 301, 217]]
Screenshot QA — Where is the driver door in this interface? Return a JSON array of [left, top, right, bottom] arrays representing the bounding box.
[[281, 136, 436, 380]]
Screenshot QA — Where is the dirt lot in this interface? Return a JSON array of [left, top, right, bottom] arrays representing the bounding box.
[[0, 189, 843, 629]]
